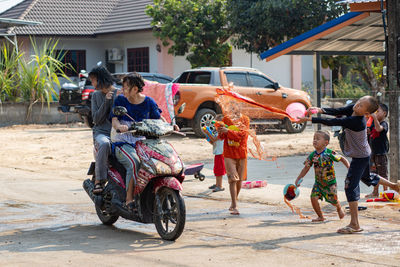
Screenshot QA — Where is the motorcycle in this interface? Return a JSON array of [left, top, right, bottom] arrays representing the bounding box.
[[58, 69, 95, 127], [83, 106, 186, 240]]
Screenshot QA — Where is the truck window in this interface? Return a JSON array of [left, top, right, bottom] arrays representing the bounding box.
[[225, 73, 248, 87], [249, 74, 274, 88], [176, 71, 211, 84], [176, 72, 189, 83]]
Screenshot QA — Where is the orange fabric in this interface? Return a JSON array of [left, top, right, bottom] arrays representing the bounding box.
[[219, 115, 249, 159]]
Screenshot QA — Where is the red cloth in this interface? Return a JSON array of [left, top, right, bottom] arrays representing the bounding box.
[[213, 154, 226, 176], [219, 115, 249, 159]]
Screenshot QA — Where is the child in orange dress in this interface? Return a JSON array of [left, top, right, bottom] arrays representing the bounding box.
[[217, 106, 249, 215]]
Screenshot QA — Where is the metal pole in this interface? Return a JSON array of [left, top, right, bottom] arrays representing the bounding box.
[[316, 52, 321, 130], [387, 0, 400, 182]]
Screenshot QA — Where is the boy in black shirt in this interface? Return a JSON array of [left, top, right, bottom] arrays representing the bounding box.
[[299, 96, 400, 234], [366, 103, 389, 198]]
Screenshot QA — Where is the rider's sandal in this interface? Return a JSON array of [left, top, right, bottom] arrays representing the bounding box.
[[93, 183, 103, 194], [124, 201, 137, 213]]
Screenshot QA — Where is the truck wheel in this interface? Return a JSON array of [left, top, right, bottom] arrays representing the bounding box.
[[193, 108, 216, 137], [284, 118, 307, 133]]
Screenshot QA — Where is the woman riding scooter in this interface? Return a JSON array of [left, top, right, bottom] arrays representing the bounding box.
[[89, 66, 118, 194], [111, 73, 178, 211]]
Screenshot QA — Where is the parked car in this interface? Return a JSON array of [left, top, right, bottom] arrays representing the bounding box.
[[172, 67, 311, 136], [114, 72, 173, 85], [58, 72, 173, 127]]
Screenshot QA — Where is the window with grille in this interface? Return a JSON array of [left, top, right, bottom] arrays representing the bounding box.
[[127, 47, 149, 72], [55, 50, 86, 76]]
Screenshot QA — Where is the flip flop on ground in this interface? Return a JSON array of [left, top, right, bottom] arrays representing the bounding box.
[[208, 184, 217, 190], [213, 186, 225, 192], [337, 226, 363, 234]]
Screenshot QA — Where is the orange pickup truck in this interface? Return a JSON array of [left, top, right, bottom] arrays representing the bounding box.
[[173, 67, 311, 136]]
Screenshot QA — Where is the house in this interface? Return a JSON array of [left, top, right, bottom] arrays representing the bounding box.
[[0, 0, 311, 91]]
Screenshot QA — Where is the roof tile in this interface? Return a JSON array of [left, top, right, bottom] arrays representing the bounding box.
[[0, 0, 153, 36]]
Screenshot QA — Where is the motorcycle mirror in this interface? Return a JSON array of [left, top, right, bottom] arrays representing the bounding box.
[[113, 106, 127, 116], [177, 103, 186, 114]]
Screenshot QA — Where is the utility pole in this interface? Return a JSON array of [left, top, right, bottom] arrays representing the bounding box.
[[387, 0, 400, 182]]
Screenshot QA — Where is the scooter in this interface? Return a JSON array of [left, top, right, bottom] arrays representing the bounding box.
[[83, 106, 186, 241]]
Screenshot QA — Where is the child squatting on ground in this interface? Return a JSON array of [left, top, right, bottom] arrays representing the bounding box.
[[294, 130, 349, 222], [217, 105, 250, 216], [204, 114, 226, 192], [366, 103, 389, 197], [298, 96, 400, 234]]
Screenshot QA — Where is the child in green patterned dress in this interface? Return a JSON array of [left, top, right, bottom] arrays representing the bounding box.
[[295, 130, 350, 222]]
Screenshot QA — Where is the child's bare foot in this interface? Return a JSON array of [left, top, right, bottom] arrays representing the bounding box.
[[365, 193, 379, 198], [229, 205, 234, 211], [338, 209, 345, 219], [230, 208, 240, 215], [311, 217, 325, 222]]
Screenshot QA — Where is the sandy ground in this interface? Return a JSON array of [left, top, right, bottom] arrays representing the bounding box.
[[0, 123, 340, 172], [1, 123, 400, 266]]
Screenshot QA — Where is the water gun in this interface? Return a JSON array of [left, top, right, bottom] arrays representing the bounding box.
[[211, 120, 239, 131], [212, 120, 228, 128], [202, 126, 217, 142], [366, 116, 373, 127]]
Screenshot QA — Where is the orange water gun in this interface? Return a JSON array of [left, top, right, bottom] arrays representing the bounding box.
[[211, 120, 239, 131], [211, 120, 228, 128]]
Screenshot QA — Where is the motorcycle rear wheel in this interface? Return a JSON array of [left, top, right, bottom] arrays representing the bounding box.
[[95, 205, 119, 225], [154, 187, 186, 241]]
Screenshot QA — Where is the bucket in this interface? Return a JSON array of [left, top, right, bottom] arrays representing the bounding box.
[[283, 183, 300, 201], [285, 103, 306, 119]]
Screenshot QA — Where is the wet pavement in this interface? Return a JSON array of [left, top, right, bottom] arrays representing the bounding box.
[[1, 195, 400, 266], [1, 154, 400, 266], [203, 156, 372, 194]]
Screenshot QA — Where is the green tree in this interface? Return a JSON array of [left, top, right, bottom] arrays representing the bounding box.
[[146, 0, 231, 68], [227, 0, 347, 54], [322, 55, 386, 98]]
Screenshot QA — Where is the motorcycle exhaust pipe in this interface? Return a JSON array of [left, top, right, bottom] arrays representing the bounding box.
[[83, 179, 103, 207]]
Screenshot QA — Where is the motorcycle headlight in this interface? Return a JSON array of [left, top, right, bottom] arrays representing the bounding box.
[[172, 159, 183, 173], [153, 159, 171, 175]]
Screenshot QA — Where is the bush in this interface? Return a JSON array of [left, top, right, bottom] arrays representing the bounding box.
[[333, 76, 367, 98]]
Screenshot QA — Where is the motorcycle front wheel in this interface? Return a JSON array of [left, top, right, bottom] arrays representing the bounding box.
[[154, 187, 186, 241]]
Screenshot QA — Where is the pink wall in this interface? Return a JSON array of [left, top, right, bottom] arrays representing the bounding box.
[[157, 40, 174, 77], [290, 55, 302, 89]]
